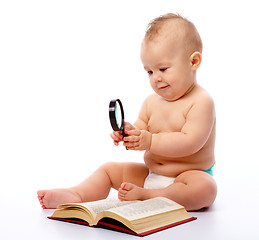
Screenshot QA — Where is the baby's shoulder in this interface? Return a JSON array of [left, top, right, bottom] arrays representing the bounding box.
[[191, 86, 215, 113], [193, 86, 214, 104], [142, 93, 159, 106], [145, 93, 158, 101]]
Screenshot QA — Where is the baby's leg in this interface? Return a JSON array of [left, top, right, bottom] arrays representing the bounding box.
[[37, 162, 149, 209], [118, 170, 217, 211]]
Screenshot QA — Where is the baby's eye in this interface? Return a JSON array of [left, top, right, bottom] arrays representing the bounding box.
[[147, 70, 153, 75], [160, 68, 168, 72]]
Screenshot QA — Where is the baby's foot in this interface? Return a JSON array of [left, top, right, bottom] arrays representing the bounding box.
[[37, 188, 82, 209], [118, 182, 147, 201]]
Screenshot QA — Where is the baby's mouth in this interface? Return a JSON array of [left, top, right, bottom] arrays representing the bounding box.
[[158, 85, 169, 90]]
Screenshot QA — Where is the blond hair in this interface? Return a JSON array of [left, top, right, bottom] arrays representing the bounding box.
[[144, 13, 203, 54]]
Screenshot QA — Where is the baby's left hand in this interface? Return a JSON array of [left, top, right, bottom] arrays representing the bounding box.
[[123, 129, 152, 151]]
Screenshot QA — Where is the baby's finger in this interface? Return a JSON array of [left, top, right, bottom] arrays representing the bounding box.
[[111, 131, 123, 141], [125, 129, 141, 136], [124, 122, 136, 131], [110, 132, 117, 141], [123, 141, 139, 149], [114, 130, 122, 137], [123, 135, 139, 143]]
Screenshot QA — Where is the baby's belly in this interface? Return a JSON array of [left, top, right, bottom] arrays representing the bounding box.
[[144, 150, 215, 177]]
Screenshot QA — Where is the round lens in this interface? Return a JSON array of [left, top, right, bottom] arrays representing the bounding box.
[[115, 101, 122, 129]]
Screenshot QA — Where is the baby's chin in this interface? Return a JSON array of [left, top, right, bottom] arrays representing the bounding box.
[[155, 91, 181, 102]]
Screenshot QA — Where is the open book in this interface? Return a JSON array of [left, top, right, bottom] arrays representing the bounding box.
[[49, 197, 196, 236]]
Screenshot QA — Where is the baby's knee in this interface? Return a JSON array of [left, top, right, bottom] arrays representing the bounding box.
[[101, 161, 117, 169], [192, 176, 217, 210], [100, 161, 128, 178], [177, 171, 217, 210], [100, 161, 123, 172], [201, 176, 217, 202]]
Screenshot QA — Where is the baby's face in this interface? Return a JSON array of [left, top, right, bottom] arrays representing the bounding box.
[[141, 37, 196, 101]]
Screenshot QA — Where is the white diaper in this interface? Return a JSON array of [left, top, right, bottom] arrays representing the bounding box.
[[144, 170, 175, 189]]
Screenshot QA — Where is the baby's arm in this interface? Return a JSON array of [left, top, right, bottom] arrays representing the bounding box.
[[124, 93, 215, 156], [133, 97, 149, 131], [122, 97, 152, 150], [150, 95, 215, 158]]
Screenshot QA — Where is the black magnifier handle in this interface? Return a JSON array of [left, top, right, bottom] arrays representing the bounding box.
[[122, 128, 127, 145], [122, 129, 127, 138]]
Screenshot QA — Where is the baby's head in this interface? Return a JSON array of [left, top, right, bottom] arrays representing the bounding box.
[[141, 14, 203, 101], [143, 13, 202, 56]]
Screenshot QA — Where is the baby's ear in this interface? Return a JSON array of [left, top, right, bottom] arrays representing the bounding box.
[[190, 51, 202, 70]]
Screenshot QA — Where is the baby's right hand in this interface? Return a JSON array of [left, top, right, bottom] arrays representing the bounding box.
[[110, 122, 136, 146], [110, 130, 124, 146]]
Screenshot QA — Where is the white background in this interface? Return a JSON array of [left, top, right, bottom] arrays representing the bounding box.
[[1, 0, 259, 239]]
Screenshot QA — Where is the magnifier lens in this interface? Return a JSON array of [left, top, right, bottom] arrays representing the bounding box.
[[115, 102, 122, 129], [109, 98, 125, 132]]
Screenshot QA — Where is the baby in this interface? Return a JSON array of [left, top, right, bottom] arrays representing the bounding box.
[[38, 13, 217, 211]]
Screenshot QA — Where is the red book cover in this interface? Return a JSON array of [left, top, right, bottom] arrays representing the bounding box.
[[48, 216, 197, 237]]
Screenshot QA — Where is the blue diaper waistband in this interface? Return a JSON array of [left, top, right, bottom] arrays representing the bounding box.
[[203, 164, 215, 176]]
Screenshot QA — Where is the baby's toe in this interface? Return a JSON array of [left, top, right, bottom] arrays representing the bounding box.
[[121, 182, 134, 191], [118, 187, 128, 195]]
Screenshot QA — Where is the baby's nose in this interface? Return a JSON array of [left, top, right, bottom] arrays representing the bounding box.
[[153, 72, 162, 83]]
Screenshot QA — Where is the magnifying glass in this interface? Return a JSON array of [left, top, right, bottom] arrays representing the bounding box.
[[109, 99, 127, 148]]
